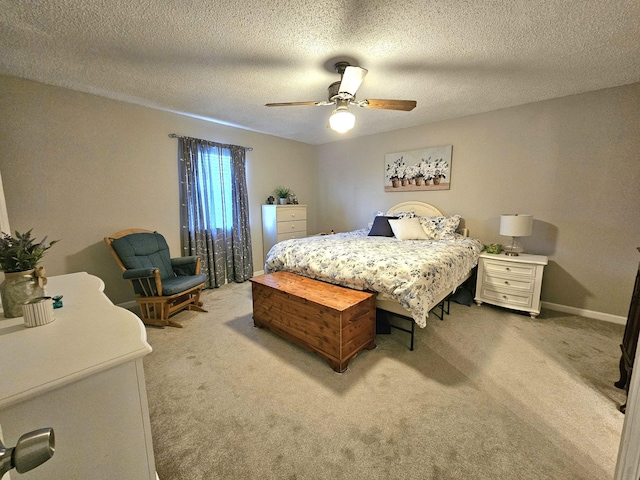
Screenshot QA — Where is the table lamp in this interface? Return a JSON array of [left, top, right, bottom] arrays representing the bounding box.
[[499, 214, 533, 256]]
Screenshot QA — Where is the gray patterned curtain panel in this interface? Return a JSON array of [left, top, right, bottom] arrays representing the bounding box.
[[178, 136, 253, 288]]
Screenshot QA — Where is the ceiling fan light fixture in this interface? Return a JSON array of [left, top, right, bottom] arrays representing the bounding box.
[[329, 106, 355, 133]]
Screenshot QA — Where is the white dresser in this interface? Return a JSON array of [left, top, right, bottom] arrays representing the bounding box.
[[474, 252, 548, 318], [0, 272, 156, 479], [262, 204, 307, 260]]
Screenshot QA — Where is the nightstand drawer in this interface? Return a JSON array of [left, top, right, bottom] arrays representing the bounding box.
[[483, 259, 536, 278], [481, 287, 533, 308], [276, 207, 307, 222], [276, 220, 307, 234], [483, 272, 534, 293]]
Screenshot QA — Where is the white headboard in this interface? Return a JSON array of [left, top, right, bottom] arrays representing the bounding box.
[[385, 201, 469, 237], [386, 201, 444, 217]]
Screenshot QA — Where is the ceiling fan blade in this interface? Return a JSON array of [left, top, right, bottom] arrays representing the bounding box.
[[360, 99, 417, 111], [339, 66, 368, 95], [265, 101, 320, 107]]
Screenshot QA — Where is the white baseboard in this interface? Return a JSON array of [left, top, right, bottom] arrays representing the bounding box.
[[116, 285, 626, 325], [542, 301, 626, 325], [253, 270, 265, 277]]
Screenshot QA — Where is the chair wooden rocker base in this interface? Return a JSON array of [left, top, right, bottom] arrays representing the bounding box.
[[136, 285, 208, 328], [105, 229, 209, 328]]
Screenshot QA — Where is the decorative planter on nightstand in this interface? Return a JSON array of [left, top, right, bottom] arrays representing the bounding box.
[[474, 252, 548, 317]]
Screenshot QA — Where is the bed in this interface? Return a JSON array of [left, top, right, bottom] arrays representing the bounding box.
[[263, 201, 483, 348]]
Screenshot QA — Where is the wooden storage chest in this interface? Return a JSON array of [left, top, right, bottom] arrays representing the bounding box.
[[250, 271, 376, 372]]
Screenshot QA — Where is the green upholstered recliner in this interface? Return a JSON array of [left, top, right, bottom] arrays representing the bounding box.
[[105, 229, 207, 328]]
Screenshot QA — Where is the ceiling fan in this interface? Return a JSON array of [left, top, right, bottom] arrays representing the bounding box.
[[265, 62, 417, 133]]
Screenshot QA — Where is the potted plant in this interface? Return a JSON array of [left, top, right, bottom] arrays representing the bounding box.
[[0, 229, 59, 318], [273, 186, 293, 205], [433, 159, 449, 185], [386, 157, 405, 188]]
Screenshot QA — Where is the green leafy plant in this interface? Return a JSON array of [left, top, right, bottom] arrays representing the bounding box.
[[273, 186, 293, 198], [0, 229, 59, 273]]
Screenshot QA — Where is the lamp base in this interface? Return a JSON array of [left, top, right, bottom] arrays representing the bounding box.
[[503, 238, 522, 256]]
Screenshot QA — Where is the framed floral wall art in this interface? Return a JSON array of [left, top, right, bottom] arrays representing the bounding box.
[[384, 145, 452, 192]]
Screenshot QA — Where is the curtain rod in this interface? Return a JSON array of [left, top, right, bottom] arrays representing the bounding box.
[[168, 133, 253, 151]]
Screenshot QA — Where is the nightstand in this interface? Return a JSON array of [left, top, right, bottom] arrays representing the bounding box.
[[474, 252, 548, 317]]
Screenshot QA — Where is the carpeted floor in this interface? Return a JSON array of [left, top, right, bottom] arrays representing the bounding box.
[[142, 281, 626, 479]]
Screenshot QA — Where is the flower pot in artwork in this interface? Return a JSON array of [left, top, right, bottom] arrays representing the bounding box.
[[433, 177, 441, 185], [0, 269, 45, 318], [401, 178, 409, 186], [391, 178, 400, 188], [415, 177, 424, 186]]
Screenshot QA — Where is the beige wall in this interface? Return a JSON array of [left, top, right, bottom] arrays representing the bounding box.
[[2, 74, 638, 317], [316, 83, 640, 317], [0, 75, 317, 304]]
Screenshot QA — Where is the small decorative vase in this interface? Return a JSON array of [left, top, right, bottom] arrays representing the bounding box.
[[1, 269, 45, 318], [278, 197, 287, 205]]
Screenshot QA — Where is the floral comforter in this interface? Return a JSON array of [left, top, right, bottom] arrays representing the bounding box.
[[264, 229, 483, 328]]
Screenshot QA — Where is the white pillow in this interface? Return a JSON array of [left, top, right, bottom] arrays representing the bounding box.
[[419, 215, 461, 240], [388, 217, 429, 240]]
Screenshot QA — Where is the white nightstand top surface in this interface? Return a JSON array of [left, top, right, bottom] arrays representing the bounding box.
[[480, 251, 548, 265]]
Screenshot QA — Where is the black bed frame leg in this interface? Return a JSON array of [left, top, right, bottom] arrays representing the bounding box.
[[410, 320, 415, 351]]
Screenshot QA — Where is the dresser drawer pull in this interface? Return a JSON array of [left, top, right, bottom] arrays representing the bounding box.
[[503, 295, 508, 300], [504, 281, 510, 285], [505, 267, 511, 271]]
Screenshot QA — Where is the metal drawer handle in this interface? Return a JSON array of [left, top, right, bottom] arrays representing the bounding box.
[[0, 428, 55, 477]]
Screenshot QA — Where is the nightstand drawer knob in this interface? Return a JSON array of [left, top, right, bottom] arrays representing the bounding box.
[[504, 281, 510, 285], [505, 267, 511, 271], [503, 295, 508, 300]]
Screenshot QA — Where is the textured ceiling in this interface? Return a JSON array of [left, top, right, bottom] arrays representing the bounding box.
[[1, 1, 639, 145]]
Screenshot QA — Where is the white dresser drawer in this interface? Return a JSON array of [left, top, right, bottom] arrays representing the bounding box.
[[277, 231, 307, 242], [276, 207, 307, 222], [481, 287, 533, 308], [483, 259, 536, 278], [483, 272, 534, 293], [276, 219, 307, 235]]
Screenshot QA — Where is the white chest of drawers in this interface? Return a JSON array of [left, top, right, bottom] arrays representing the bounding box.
[[474, 252, 548, 317], [262, 204, 307, 261]]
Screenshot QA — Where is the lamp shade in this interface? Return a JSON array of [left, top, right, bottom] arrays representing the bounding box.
[[499, 214, 533, 237]]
